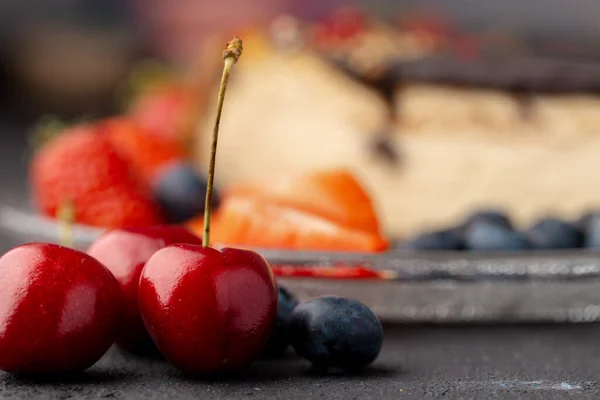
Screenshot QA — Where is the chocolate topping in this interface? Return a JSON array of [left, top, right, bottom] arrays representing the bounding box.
[[389, 55, 600, 94], [329, 51, 600, 96]]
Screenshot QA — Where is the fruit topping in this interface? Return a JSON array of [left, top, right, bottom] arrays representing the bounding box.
[[102, 117, 185, 184], [462, 209, 513, 231], [464, 220, 531, 251], [584, 214, 600, 249], [0, 243, 123, 374], [206, 193, 388, 252], [313, 7, 368, 47], [128, 82, 194, 146], [30, 123, 164, 229], [400, 228, 465, 251], [574, 210, 596, 235], [228, 169, 382, 233], [289, 296, 383, 374], [152, 161, 218, 223], [524, 218, 583, 250], [190, 169, 388, 252], [398, 208, 600, 252]]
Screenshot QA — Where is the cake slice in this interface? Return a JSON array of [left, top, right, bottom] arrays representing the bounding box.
[[192, 19, 600, 240]]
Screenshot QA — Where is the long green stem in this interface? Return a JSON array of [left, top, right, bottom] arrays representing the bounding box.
[[203, 37, 243, 247]]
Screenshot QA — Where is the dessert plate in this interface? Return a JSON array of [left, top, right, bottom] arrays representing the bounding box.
[[2, 204, 600, 324]]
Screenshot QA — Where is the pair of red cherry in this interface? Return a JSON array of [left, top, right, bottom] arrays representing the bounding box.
[[0, 225, 277, 375], [0, 37, 278, 377]]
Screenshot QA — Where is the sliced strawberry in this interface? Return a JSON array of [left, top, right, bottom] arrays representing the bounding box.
[[226, 169, 381, 234], [101, 118, 184, 184], [190, 194, 388, 252]]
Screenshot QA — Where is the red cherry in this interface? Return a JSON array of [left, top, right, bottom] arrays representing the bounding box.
[[0, 243, 122, 374], [87, 225, 202, 355], [140, 37, 278, 375], [138, 244, 278, 375]]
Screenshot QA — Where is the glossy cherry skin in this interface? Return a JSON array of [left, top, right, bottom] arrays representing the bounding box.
[[138, 244, 278, 375], [0, 243, 122, 375], [87, 225, 202, 354]]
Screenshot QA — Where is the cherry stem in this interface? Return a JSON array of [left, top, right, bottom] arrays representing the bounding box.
[[203, 37, 243, 247], [57, 200, 75, 248]]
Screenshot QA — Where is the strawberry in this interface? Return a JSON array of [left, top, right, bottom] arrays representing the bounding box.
[[128, 84, 193, 145], [101, 118, 184, 184], [226, 169, 382, 233], [30, 123, 164, 228], [313, 7, 368, 47], [187, 193, 388, 252], [186, 169, 389, 252]]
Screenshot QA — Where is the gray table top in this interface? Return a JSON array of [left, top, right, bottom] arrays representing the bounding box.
[[2, 324, 600, 399], [1, 117, 599, 399]]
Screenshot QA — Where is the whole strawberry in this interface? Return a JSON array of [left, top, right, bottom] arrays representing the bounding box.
[[128, 84, 193, 146], [101, 118, 184, 184], [313, 7, 368, 46], [30, 123, 164, 228]]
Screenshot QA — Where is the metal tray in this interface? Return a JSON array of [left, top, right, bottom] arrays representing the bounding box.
[[265, 249, 600, 323], [3, 205, 600, 324]]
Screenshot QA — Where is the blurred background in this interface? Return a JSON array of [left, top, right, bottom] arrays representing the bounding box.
[[2, 0, 600, 119], [4, 0, 600, 251]]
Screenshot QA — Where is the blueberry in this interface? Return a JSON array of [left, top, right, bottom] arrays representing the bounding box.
[[289, 296, 383, 374], [574, 211, 598, 235], [400, 228, 464, 251], [152, 162, 220, 223], [525, 218, 583, 249], [260, 285, 299, 358], [463, 208, 513, 230], [584, 214, 600, 249], [465, 220, 531, 251]]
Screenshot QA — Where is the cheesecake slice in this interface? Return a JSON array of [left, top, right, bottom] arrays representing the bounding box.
[[193, 24, 600, 240]]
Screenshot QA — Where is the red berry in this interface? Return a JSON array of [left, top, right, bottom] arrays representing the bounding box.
[[138, 244, 278, 375], [0, 243, 123, 374], [313, 7, 368, 46], [128, 84, 193, 145], [87, 226, 202, 355], [30, 124, 164, 228], [101, 118, 184, 184]]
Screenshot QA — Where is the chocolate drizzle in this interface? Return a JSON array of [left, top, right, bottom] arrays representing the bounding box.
[[321, 41, 600, 166], [387, 55, 600, 94], [370, 133, 401, 167]]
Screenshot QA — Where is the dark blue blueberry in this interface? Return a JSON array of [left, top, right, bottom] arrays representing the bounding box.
[[465, 220, 531, 251], [289, 296, 383, 374], [575, 211, 598, 235], [584, 214, 600, 249], [152, 162, 220, 223], [260, 285, 299, 358], [463, 208, 513, 230], [400, 228, 464, 251], [525, 218, 583, 249]]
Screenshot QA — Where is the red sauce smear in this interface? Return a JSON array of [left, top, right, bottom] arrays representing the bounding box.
[[271, 263, 393, 280]]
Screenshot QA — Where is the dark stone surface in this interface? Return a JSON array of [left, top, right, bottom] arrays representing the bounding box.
[[1, 117, 600, 399], [1, 324, 600, 399]]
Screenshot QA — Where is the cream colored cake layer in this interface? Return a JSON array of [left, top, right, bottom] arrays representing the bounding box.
[[398, 84, 600, 148], [195, 46, 389, 185], [195, 48, 600, 239]]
